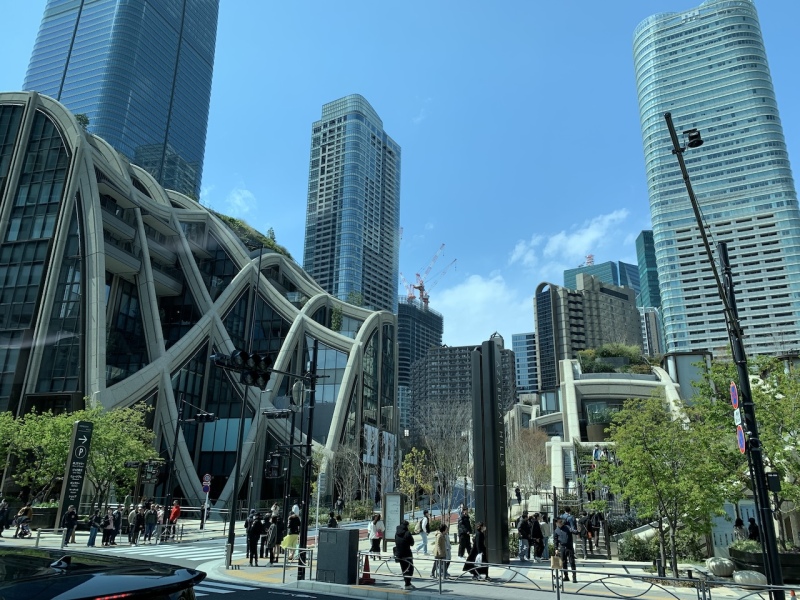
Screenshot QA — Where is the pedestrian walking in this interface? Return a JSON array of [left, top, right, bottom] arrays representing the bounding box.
[[517, 510, 531, 561], [368, 513, 385, 557], [515, 486, 522, 505], [457, 507, 472, 557], [247, 514, 264, 566], [554, 517, 577, 582], [432, 523, 451, 579], [463, 522, 491, 581], [414, 509, 431, 555], [394, 519, 415, 590]]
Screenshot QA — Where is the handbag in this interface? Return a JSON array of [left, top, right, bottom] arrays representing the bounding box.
[[376, 528, 384, 539], [475, 552, 484, 565], [550, 554, 563, 570]]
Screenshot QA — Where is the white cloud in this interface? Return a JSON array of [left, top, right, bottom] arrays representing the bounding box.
[[508, 209, 631, 281], [199, 184, 214, 208], [223, 185, 257, 217], [433, 273, 534, 347], [412, 108, 427, 125]]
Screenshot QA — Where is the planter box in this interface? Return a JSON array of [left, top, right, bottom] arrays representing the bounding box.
[[31, 507, 58, 529], [729, 547, 800, 583], [587, 423, 610, 442]]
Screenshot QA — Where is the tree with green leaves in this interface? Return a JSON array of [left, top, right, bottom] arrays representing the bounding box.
[[691, 355, 800, 548], [8, 402, 158, 506], [601, 391, 730, 576], [399, 447, 432, 515]]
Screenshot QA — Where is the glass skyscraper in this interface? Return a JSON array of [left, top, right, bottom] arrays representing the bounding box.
[[303, 95, 401, 313], [635, 230, 661, 309], [23, 0, 219, 199], [564, 260, 640, 297], [634, 0, 800, 356]]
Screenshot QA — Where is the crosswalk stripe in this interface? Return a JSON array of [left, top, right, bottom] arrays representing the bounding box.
[[193, 580, 259, 596], [197, 581, 258, 591]]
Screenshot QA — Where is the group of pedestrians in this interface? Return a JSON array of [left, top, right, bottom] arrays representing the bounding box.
[[514, 510, 552, 562], [243, 501, 305, 567]]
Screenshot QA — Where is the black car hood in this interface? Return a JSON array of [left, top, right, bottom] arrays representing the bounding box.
[[0, 547, 205, 600]]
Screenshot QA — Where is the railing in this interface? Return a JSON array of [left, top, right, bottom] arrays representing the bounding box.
[[356, 553, 798, 600]]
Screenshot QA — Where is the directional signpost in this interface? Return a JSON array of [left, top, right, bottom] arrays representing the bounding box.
[[200, 474, 212, 531], [56, 421, 93, 538], [730, 382, 746, 454]]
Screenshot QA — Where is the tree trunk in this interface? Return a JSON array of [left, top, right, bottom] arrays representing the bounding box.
[[669, 523, 679, 577]]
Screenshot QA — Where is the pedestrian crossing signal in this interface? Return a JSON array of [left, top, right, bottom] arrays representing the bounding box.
[[265, 453, 281, 478]]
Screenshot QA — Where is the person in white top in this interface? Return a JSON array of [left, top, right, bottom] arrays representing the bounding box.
[[367, 513, 385, 557]]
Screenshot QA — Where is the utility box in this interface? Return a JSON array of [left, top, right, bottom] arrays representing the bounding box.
[[316, 527, 359, 584]]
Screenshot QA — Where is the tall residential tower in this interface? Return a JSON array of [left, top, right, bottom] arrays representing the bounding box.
[[303, 95, 401, 313], [24, 0, 219, 198], [634, 0, 800, 355]]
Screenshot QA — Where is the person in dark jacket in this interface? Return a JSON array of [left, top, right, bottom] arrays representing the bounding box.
[[264, 516, 279, 564], [553, 517, 577, 582], [517, 511, 531, 561], [61, 505, 78, 546], [87, 510, 102, 547], [748, 517, 760, 542], [326, 511, 338, 528], [394, 520, 415, 590], [247, 514, 264, 566], [457, 508, 473, 558], [463, 521, 491, 581]]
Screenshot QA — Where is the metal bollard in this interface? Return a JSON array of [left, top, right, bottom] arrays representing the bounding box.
[[225, 543, 233, 568], [35, 529, 42, 548]]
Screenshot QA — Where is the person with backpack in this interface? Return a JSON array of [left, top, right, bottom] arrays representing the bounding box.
[[414, 509, 430, 555], [578, 511, 592, 558], [553, 517, 577, 582], [517, 510, 531, 561], [394, 519, 415, 590], [560, 506, 578, 532]]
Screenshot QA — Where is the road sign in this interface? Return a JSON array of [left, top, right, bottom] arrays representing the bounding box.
[[124, 461, 141, 468], [736, 425, 746, 454], [318, 472, 327, 491], [202, 484, 210, 493], [56, 421, 93, 529], [730, 381, 739, 409], [203, 473, 212, 483], [733, 408, 742, 426]]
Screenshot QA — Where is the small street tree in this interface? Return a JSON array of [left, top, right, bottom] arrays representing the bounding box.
[[399, 447, 432, 515], [416, 397, 471, 516], [603, 391, 730, 576], [506, 426, 550, 497]]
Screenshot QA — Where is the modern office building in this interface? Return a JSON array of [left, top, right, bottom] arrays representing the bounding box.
[[634, 0, 800, 356], [635, 230, 661, 309], [410, 335, 516, 440], [303, 95, 401, 313], [640, 307, 665, 357], [0, 92, 398, 507], [397, 297, 443, 432], [23, 0, 218, 198], [511, 332, 538, 398], [564, 260, 640, 297], [534, 274, 643, 391]]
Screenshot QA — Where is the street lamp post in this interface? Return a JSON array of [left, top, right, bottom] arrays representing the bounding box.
[[665, 112, 784, 599], [225, 244, 264, 567], [297, 339, 318, 581]]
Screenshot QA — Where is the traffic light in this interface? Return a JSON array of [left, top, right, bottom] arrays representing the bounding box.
[[195, 413, 216, 423], [240, 352, 273, 390], [264, 453, 282, 478], [210, 349, 273, 390]]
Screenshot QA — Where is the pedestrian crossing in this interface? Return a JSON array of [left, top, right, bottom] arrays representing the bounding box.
[[193, 579, 259, 597], [102, 542, 243, 562]]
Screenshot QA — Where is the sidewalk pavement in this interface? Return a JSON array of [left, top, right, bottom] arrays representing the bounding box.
[[1, 518, 715, 600]]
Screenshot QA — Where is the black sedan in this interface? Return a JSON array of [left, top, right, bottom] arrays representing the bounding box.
[[0, 546, 205, 599]]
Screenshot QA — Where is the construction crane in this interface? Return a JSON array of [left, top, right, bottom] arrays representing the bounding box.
[[414, 258, 457, 308], [399, 272, 416, 302]]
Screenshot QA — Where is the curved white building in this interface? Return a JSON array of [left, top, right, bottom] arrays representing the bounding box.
[[0, 92, 398, 509]]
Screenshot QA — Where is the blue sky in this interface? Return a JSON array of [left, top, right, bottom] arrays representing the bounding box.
[[2, 1, 799, 347]]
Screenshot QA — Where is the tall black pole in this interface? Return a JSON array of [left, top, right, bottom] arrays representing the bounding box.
[[718, 242, 784, 596], [664, 113, 783, 598], [164, 394, 185, 515], [225, 245, 263, 566], [297, 339, 318, 580]]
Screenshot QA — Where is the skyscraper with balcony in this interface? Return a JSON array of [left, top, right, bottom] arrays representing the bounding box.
[[303, 95, 401, 313], [23, 0, 219, 198], [564, 260, 640, 297], [634, 0, 800, 355]]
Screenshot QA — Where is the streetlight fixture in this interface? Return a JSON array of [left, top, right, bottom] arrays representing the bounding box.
[[665, 112, 784, 598]]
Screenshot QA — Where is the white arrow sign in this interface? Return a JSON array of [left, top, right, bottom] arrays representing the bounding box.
[[78, 435, 88, 444]]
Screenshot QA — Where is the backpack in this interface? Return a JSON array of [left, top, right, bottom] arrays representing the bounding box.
[[414, 519, 422, 534]]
